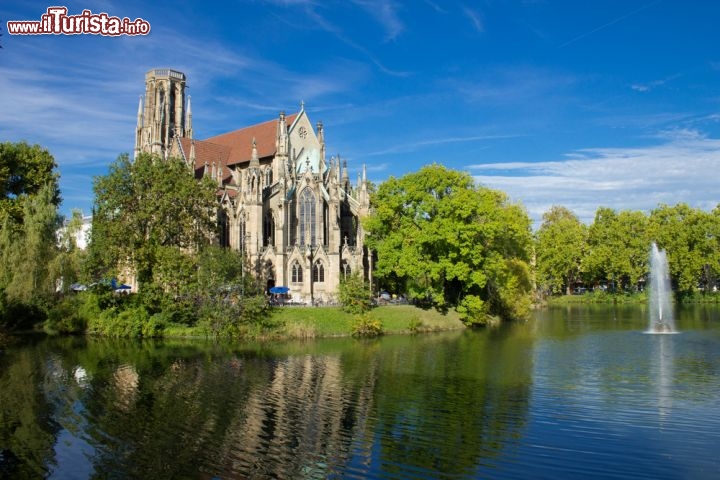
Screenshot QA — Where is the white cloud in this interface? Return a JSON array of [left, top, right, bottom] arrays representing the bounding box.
[[469, 136, 720, 226], [462, 7, 484, 33], [350, 0, 404, 41], [629, 73, 682, 93]]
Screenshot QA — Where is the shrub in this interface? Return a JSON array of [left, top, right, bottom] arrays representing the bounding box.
[[0, 290, 48, 331], [87, 305, 160, 338], [338, 274, 373, 314], [196, 295, 272, 339], [456, 295, 489, 326], [44, 295, 87, 334], [407, 315, 422, 333], [241, 295, 272, 327], [143, 313, 168, 338], [351, 313, 383, 337]]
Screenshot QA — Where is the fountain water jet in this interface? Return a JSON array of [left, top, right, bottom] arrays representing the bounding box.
[[648, 243, 676, 333]]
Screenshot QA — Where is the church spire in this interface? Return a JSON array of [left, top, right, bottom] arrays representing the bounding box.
[[136, 95, 143, 127], [250, 137, 259, 168], [317, 120, 325, 172], [359, 163, 370, 212], [277, 111, 288, 156], [276, 112, 288, 180], [134, 95, 144, 159]]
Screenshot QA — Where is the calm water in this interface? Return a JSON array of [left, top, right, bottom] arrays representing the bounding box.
[[2, 305, 720, 479]]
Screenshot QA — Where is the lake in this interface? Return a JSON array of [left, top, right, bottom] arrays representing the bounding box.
[[1, 304, 720, 479]]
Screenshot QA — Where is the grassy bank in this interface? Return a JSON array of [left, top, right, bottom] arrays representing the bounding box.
[[39, 291, 466, 341], [547, 291, 647, 305], [272, 304, 466, 339], [154, 304, 465, 341], [547, 290, 720, 306]]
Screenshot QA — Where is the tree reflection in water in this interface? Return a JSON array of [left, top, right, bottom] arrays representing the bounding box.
[[0, 329, 534, 478]]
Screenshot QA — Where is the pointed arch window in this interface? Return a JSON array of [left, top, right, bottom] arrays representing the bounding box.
[[313, 260, 325, 283], [291, 261, 303, 283], [218, 209, 230, 248], [263, 211, 274, 247], [299, 188, 316, 246], [341, 260, 351, 279]]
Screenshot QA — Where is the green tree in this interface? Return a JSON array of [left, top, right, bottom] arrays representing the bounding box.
[[197, 245, 256, 297], [89, 152, 218, 289], [535, 206, 587, 295], [6, 183, 60, 301], [0, 142, 61, 329], [364, 164, 533, 324], [649, 203, 720, 295], [0, 141, 60, 224], [585, 207, 649, 292], [338, 273, 373, 314]]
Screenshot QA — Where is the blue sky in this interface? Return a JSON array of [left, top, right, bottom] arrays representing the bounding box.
[[2, 0, 719, 226]]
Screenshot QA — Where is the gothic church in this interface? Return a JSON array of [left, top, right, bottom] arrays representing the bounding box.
[[134, 68, 371, 303]]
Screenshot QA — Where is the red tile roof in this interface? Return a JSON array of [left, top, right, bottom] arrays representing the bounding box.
[[179, 112, 299, 185], [178, 137, 232, 182], [206, 113, 298, 165]]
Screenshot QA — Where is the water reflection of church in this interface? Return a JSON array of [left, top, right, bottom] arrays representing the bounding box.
[[134, 69, 371, 302]]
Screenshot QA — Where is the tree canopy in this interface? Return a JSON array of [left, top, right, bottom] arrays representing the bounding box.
[[88, 152, 218, 287], [536, 202, 720, 298], [0, 142, 62, 329], [648, 203, 720, 294], [535, 206, 587, 295], [0, 141, 60, 224], [364, 164, 533, 324]]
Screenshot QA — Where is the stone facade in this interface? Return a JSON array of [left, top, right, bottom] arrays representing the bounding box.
[[134, 68, 371, 304]]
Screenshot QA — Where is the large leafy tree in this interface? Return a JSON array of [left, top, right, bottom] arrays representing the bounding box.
[[0, 141, 60, 224], [585, 207, 649, 292], [364, 164, 533, 324], [0, 183, 60, 303], [0, 142, 61, 328], [649, 203, 720, 295], [535, 206, 587, 295], [89, 152, 218, 288]]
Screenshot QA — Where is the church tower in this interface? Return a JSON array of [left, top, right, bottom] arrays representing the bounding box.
[[134, 69, 190, 159]]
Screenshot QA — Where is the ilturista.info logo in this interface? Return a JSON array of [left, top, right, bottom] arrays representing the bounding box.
[[6, 6, 151, 36]]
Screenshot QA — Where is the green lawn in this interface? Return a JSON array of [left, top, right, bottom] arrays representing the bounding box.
[[272, 304, 466, 339]]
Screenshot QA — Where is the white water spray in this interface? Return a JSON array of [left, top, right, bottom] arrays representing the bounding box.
[[648, 243, 676, 333]]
